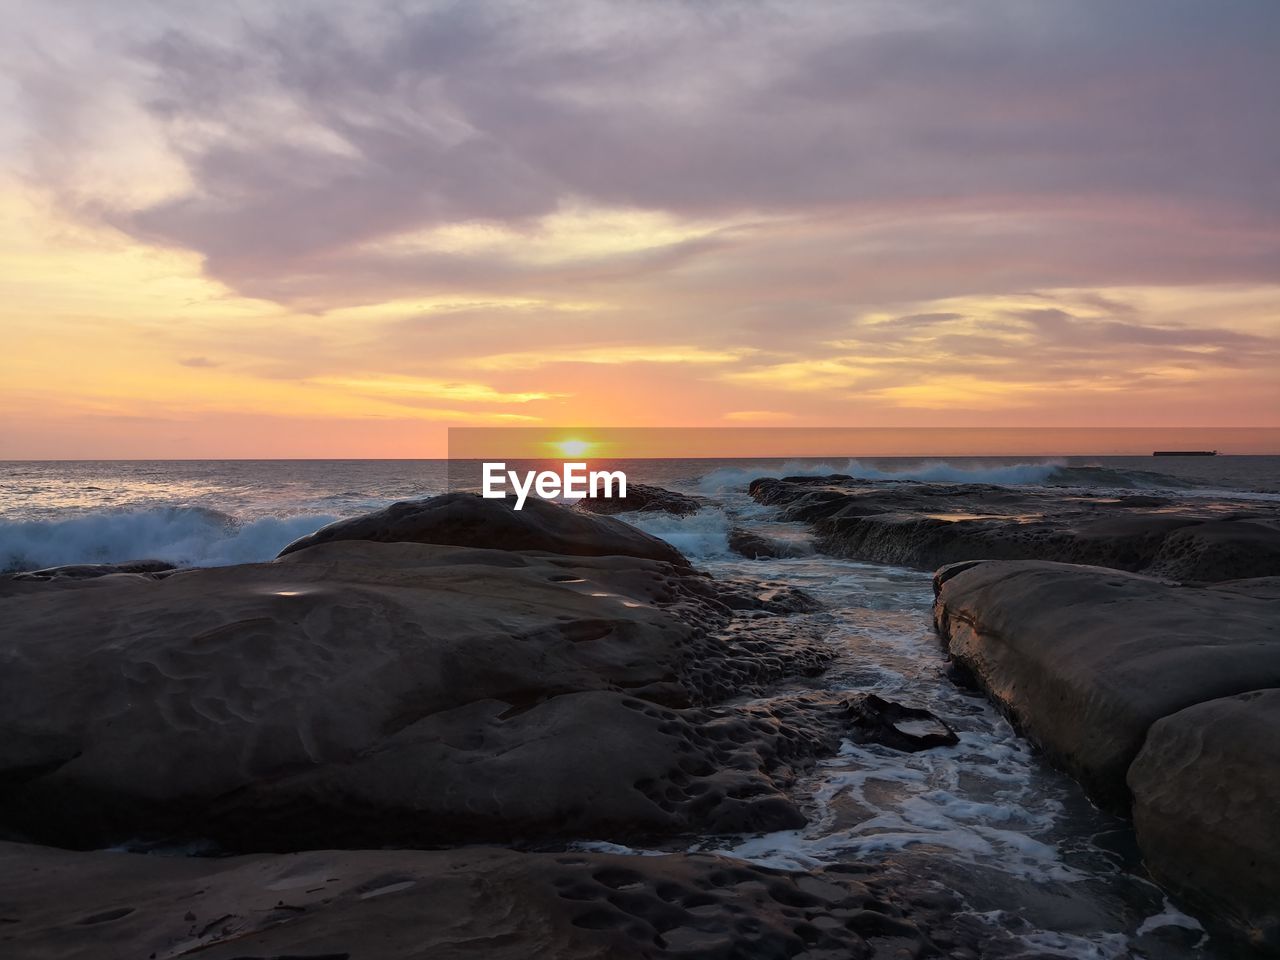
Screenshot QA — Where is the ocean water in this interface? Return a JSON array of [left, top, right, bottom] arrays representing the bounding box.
[[1, 456, 1277, 572], [3, 455, 1278, 957]]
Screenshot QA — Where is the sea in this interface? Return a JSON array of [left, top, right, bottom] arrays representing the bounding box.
[[2, 456, 1277, 572], [3, 455, 1279, 958]]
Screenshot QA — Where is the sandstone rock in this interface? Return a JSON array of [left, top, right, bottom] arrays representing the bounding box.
[[576, 482, 706, 518], [751, 476, 1280, 582], [931, 560, 1280, 810], [0, 841, 949, 960], [933, 560, 1280, 951], [1129, 689, 1280, 951], [278, 491, 689, 566], [0, 540, 833, 850]]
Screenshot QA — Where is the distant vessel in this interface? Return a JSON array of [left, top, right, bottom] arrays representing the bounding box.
[[1152, 450, 1218, 456]]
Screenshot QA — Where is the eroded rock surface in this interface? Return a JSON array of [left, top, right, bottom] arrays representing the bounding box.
[[752, 476, 1280, 581], [278, 491, 689, 566], [0, 534, 839, 851], [0, 841, 972, 960]]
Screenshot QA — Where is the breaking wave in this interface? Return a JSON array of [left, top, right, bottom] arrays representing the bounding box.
[[0, 507, 335, 573], [623, 508, 735, 561], [692, 459, 1203, 494]]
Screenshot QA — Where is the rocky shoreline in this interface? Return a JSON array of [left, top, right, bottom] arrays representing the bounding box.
[[750, 475, 1280, 581], [755, 473, 1280, 952], [932, 560, 1280, 951], [3, 483, 1278, 957], [0, 841, 975, 960], [1, 492, 977, 959]]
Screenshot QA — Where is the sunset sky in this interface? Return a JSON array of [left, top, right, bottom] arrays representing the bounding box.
[[2, 0, 1278, 458]]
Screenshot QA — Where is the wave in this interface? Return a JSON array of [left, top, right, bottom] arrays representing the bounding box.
[[1047, 465, 1195, 490], [694, 459, 1067, 493], [690, 458, 1226, 494], [0, 507, 335, 573], [623, 508, 735, 561]]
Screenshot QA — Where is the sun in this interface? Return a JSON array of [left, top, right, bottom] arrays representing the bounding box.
[[555, 438, 593, 457]]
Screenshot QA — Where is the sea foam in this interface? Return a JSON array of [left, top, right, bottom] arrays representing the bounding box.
[[0, 507, 335, 573]]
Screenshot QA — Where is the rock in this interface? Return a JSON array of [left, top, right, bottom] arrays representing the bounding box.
[[575, 482, 706, 518], [205, 689, 861, 850], [933, 560, 1280, 951], [0, 540, 836, 850], [1150, 518, 1280, 583], [932, 560, 1280, 810], [9, 560, 176, 581], [0, 840, 952, 960], [727, 528, 807, 560], [843, 694, 959, 752], [278, 491, 689, 566], [751, 476, 1280, 581], [1128, 689, 1280, 951]]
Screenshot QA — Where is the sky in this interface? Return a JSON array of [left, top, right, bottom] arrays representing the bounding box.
[[2, 0, 1278, 458]]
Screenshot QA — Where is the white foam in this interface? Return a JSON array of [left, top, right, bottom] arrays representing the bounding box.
[[1008, 930, 1131, 960], [0, 507, 335, 572], [1136, 900, 1205, 937], [617, 508, 735, 561], [568, 840, 665, 858]]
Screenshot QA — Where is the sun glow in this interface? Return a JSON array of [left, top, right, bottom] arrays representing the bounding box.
[[555, 439, 593, 457]]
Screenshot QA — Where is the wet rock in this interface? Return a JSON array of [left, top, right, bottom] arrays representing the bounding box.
[[0, 540, 834, 851], [278, 491, 689, 566], [688, 575, 822, 615], [1128, 689, 1280, 951], [10, 560, 175, 581], [932, 560, 1280, 811], [0, 841, 953, 960], [208, 689, 857, 849], [751, 476, 1280, 581], [727, 528, 806, 560], [933, 560, 1280, 951], [576, 482, 706, 518], [843, 694, 959, 752]]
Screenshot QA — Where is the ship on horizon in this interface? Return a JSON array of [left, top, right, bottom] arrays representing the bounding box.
[[1152, 450, 1218, 456]]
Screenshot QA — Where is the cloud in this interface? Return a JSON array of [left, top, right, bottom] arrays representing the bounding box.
[[2, 0, 1277, 450], [8, 0, 1278, 309], [719, 290, 1280, 411], [723, 410, 795, 423], [471, 345, 752, 371], [312, 375, 561, 404]]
